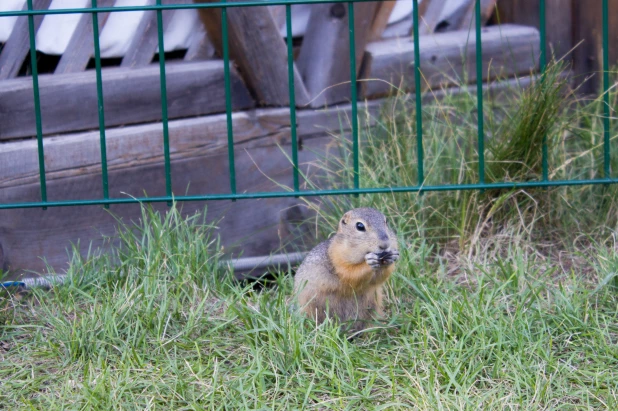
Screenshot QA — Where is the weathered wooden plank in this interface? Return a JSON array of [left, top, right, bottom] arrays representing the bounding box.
[[496, 0, 572, 65], [183, 27, 215, 61], [361, 24, 540, 99], [369, 1, 396, 41], [0, 60, 254, 140], [417, 0, 448, 35], [194, 0, 310, 107], [296, 1, 379, 107], [0, 0, 52, 80], [0, 74, 536, 191], [458, 0, 496, 31], [54, 0, 115, 74], [120, 0, 184, 68], [0, 74, 535, 275]]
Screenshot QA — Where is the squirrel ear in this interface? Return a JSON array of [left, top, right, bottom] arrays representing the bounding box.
[[341, 212, 350, 225]]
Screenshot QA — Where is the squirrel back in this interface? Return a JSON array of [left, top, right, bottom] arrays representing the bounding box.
[[294, 208, 399, 331]]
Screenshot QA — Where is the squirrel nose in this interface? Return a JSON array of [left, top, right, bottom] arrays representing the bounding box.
[[378, 242, 389, 250]]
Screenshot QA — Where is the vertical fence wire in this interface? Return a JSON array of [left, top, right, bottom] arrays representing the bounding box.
[[156, 0, 172, 204], [603, 0, 611, 179], [540, 0, 548, 181], [347, 2, 359, 191], [285, 4, 300, 193], [221, 2, 237, 198], [27, 0, 47, 208], [474, 0, 485, 185], [91, 0, 109, 207], [412, 0, 424, 189]]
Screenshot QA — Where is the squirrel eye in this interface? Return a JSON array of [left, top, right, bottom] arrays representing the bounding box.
[[356, 222, 365, 232]]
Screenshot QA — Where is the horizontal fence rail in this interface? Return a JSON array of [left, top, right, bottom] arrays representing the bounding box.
[[0, 0, 615, 211]]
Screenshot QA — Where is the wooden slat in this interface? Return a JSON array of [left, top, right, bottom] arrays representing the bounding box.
[[183, 28, 215, 61], [361, 24, 540, 99], [369, 1, 396, 41], [0, 0, 53, 80], [296, 1, 379, 107], [0, 74, 534, 275], [496, 1, 575, 82], [417, 0, 448, 35], [54, 0, 115, 74], [0, 60, 254, 140], [458, 0, 497, 31], [194, 0, 310, 107]]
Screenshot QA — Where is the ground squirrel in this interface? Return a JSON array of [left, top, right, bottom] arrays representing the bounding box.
[[294, 208, 399, 331]]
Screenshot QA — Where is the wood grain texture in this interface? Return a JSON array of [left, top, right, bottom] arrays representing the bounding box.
[[0, 75, 534, 274], [54, 0, 116, 74], [183, 27, 215, 61], [120, 0, 185, 68], [0, 60, 254, 140], [361, 24, 540, 98], [193, 0, 310, 107], [296, 1, 379, 107], [0, 0, 52, 80]]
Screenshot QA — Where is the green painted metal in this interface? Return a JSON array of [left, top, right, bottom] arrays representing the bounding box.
[[91, 0, 109, 207], [474, 0, 485, 185], [156, 0, 173, 204], [221, 3, 237, 197], [540, 0, 548, 181], [348, 1, 359, 191], [285, 4, 300, 193], [412, 0, 423, 188], [603, 0, 611, 179], [2, 0, 617, 213], [2, 178, 617, 211], [26, 0, 47, 209]]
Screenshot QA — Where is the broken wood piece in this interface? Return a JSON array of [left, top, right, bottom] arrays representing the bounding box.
[[296, 1, 379, 107], [193, 0, 309, 107], [361, 24, 540, 99], [369, 1, 396, 41], [0, 60, 254, 140], [120, 0, 183, 68], [54, 0, 115, 74], [0, 0, 53, 80]]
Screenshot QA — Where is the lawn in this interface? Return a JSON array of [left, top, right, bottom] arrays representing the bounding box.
[[2, 62, 618, 409]]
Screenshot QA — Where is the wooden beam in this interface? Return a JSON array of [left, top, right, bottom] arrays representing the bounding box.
[[296, 2, 379, 107], [183, 28, 215, 61], [193, 0, 310, 107], [361, 24, 540, 99], [571, 0, 618, 94], [0, 0, 53, 80], [369, 1, 396, 41], [496, 0, 573, 65], [0, 60, 254, 140], [54, 0, 115, 74], [417, 0, 448, 35], [120, 0, 186, 68]]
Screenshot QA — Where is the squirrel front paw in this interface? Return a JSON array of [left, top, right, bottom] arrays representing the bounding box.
[[382, 250, 399, 265], [365, 252, 382, 269]]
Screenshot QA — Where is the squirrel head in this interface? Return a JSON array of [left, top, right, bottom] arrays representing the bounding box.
[[334, 207, 397, 263]]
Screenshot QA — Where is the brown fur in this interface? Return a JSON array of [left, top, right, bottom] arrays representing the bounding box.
[[294, 208, 399, 332]]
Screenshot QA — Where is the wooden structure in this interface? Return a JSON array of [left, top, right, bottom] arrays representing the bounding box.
[[3, 0, 597, 276]]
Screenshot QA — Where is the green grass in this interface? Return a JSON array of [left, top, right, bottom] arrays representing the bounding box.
[[3, 62, 618, 409], [1, 204, 618, 409]]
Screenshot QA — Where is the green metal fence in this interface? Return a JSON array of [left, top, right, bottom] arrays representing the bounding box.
[[0, 0, 615, 211]]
